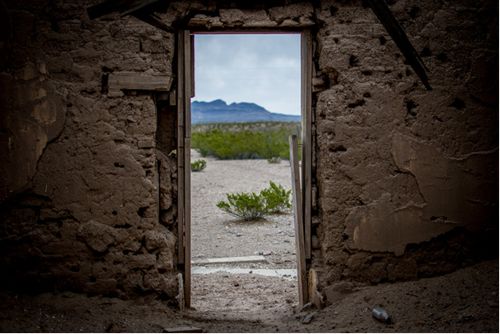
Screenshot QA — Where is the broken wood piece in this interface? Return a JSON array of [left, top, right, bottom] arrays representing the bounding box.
[[107, 72, 172, 96], [163, 326, 203, 333]]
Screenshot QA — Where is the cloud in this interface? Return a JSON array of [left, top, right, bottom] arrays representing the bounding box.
[[194, 34, 301, 115]]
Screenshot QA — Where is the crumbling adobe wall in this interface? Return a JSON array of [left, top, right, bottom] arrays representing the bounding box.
[[0, 1, 179, 300], [313, 0, 498, 288]]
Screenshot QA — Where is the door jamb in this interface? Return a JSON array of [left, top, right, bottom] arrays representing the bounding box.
[[177, 29, 313, 308]]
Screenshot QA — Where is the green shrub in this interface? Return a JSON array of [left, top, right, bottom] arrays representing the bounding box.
[[191, 159, 207, 172], [260, 181, 292, 213], [267, 156, 282, 164], [216, 192, 268, 221], [216, 181, 292, 221]]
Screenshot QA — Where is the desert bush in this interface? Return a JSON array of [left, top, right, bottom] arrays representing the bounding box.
[[267, 157, 281, 164], [260, 181, 292, 213], [192, 122, 301, 160], [191, 159, 207, 172], [217, 181, 292, 220], [216, 192, 268, 221]]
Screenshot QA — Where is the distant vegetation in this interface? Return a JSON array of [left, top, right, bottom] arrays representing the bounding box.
[[192, 122, 301, 160]]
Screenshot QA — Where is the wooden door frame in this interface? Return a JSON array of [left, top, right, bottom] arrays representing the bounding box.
[[177, 29, 313, 309]]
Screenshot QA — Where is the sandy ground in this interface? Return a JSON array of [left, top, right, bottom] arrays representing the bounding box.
[[0, 155, 498, 332], [191, 151, 296, 268]]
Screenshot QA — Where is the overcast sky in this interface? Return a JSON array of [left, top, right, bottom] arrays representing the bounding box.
[[194, 34, 301, 116]]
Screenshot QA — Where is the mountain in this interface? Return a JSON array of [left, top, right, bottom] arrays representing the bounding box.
[[191, 99, 301, 124]]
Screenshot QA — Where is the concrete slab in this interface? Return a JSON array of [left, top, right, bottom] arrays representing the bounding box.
[[191, 266, 297, 280], [192, 255, 267, 265]]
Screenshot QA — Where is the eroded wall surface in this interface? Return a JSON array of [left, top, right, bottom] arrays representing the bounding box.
[[0, 0, 497, 303], [0, 0, 178, 300], [314, 0, 498, 287]]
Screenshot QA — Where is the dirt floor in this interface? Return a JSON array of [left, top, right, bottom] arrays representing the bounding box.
[[0, 155, 498, 332], [0, 260, 497, 332]]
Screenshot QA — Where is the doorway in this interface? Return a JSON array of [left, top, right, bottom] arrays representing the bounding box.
[[176, 30, 312, 309]]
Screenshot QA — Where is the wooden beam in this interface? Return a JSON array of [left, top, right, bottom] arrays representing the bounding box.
[[366, 0, 431, 90], [182, 30, 192, 308], [132, 12, 174, 33], [107, 72, 172, 96], [301, 31, 312, 260], [120, 0, 158, 16], [176, 31, 185, 267], [87, 0, 127, 20], [290, 134, 308, 307]]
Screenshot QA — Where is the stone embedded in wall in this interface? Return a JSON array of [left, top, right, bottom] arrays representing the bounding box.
[[268, 2, 314, 23], [78, 220, 117, 253], [219, 9, 275, 28]]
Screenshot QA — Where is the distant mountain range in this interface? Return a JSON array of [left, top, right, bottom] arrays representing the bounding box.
[[191, 99, 301, 124]]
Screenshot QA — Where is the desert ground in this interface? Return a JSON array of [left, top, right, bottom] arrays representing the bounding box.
[[0, 153, 498, 332]]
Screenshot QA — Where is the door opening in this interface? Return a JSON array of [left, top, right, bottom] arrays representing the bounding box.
[[177, 31, 312, 310]]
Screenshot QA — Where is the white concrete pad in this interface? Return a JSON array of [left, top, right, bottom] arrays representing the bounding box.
[[191, 266, 297, 280], [192, 255, 267, 265]]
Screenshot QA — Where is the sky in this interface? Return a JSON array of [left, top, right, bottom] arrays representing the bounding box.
[[194, 34, 301, 116]]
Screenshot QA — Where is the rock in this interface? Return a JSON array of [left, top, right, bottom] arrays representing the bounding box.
[[144, 230, 168, 251], [78, 220, 116, 253], [302, 312, 316, 324]]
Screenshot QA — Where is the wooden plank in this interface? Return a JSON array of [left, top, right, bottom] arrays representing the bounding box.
[[365, 0, 431, 90], [182, 30, 192, 308], [192, 255, 267, 265], [176, 31, 185, 265], [301, 31, 312, 260], [289, 134, 308, 306], [132, 12, 174, 33], [108, 72, 172, 95], [184, 32, 192, 139], [190, 34, 195, 98]]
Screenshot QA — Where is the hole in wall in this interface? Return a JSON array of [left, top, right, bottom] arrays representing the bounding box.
[[347, 99, 365, 108], [436, 52, 448, 62], [449, 98, 465, 110], [408, 6, 421, 19], [137, 207, 148, 217], [405, 98, 418, 116], [349, 55, 359, 67], [420, 47, 432, 57]]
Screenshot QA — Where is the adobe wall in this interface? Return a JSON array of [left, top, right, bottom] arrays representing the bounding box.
[[313, 0, 498, 289], [0, 0, 179, 300], [0, 0, 497, 304]]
